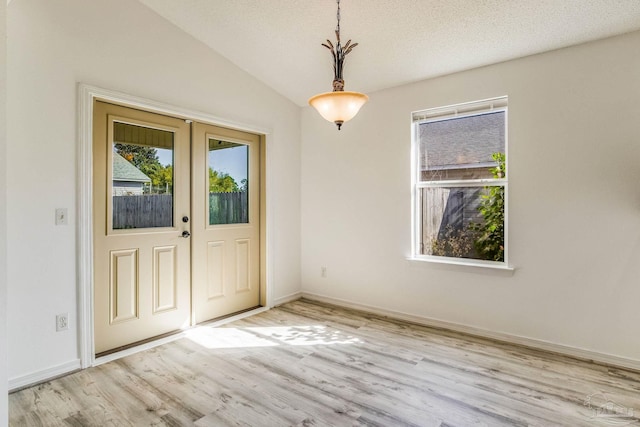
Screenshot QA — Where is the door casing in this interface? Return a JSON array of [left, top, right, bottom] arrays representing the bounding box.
[[77, 84, 271, 368]]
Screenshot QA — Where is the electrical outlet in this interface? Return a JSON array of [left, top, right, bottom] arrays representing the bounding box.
[[56, 313, 69, 331], [321, 266, 327, 278]]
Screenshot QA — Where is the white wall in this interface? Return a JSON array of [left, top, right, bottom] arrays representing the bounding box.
[[301, 31, 640, 364], [7, 0, 301, 384], [1, 0, 8, 423]]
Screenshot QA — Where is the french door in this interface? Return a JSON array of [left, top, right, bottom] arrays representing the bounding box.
[[191, 123, 261, 323], [93, 101, 261, 355]]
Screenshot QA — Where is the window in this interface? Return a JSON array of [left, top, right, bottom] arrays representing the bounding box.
[[412, 97, 508, 266]]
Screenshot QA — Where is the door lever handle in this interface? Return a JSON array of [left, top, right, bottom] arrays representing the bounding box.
[[181, 230, 191, 238]]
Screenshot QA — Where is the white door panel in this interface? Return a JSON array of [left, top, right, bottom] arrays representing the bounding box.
[[192, 123, 260, 323], [93, 101, 191, 354]]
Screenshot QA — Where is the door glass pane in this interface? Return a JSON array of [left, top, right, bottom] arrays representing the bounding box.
[[112, 122, 174, 229], [208, 139, 248, 225]]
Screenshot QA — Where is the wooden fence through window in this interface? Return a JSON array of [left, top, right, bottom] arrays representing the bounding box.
[[112, 192, 248, 229], [209, 192, 248, 225]]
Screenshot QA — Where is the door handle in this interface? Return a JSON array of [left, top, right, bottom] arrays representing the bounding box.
[[181, 230, 191, 238]]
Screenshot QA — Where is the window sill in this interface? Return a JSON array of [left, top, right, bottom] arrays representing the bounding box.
[[407, 255, 515, 272]]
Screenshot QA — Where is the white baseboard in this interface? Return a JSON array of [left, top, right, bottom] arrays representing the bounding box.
[[301, 291, 640, 372], [272, 291, 303, 307], [9, 359, 81, 392]]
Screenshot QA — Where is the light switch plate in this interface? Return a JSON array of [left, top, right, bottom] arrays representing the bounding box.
[[55, 208, 68, 225]]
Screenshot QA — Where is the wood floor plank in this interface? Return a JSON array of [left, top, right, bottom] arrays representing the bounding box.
[[9, 298, 640, 426], [176, 339, 366, 426]]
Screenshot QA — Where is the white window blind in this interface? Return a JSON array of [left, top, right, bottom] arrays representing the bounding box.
[[412, 96, 508, 124]]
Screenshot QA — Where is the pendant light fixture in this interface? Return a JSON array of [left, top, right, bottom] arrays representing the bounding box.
[[308, 0, 368, 130]]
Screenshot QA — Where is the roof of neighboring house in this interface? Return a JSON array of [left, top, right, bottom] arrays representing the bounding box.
[[113, 152, 151, 183], [419, 111, 505, 171]]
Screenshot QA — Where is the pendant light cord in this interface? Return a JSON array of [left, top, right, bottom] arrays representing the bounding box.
[[336, 0, 341, 38]]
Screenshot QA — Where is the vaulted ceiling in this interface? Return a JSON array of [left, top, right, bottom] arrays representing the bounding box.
[[138, 0, 640, 106]]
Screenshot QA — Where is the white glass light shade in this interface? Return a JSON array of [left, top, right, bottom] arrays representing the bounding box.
[[308, 91, 369, 127]]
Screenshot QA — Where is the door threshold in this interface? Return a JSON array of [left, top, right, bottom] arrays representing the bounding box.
[[93, 305, 269, 367], [96, 329, 183, 359], [196, 305, 262, 327]]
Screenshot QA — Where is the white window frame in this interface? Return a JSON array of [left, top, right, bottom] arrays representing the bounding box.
[[410, 96, 511, 270]]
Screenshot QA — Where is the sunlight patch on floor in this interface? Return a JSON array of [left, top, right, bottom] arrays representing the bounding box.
[[185, 327, 278, 349], [185, 325, 361, 349], [247, 325, 361, 346]]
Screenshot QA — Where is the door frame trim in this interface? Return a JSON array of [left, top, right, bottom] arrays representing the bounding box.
[[77, 83, 274, 368]]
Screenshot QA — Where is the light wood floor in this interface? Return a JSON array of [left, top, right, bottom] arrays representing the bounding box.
[[9, 299, 640, 426]]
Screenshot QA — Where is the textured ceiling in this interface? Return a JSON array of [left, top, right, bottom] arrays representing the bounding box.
[[138, 0, 640, 106]]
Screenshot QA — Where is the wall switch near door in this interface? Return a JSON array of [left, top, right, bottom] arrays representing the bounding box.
[[55, 208, 68, 225]]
